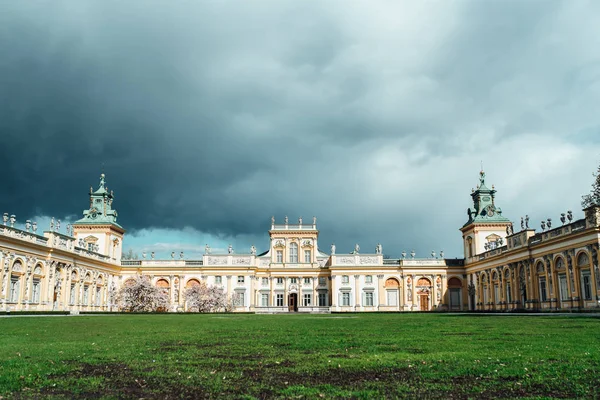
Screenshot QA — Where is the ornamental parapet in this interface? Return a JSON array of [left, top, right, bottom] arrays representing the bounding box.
[[330, 254, 382, 266]]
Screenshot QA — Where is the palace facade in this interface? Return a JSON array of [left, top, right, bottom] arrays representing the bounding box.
[[1, 171, 599, 313]]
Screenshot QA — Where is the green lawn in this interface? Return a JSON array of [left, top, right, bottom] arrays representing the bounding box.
[[1, 313, 599, 399]]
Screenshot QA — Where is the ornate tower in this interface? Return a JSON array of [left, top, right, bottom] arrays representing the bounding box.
[[72, 173, 125, 262], [460, 170, 511, 262]]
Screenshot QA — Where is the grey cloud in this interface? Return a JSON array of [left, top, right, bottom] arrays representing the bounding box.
[[1, 1, 600, 257]]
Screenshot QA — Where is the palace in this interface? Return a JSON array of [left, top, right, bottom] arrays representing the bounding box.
[[1, 171, 599, 313]]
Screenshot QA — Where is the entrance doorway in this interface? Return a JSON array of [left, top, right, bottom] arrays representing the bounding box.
[[419, 293, 429, 311], [288, 293, 298, 312]]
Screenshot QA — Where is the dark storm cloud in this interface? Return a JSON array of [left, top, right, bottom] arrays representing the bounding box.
[[2, 1, 600, 257]]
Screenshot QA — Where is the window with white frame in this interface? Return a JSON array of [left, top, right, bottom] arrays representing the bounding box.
[[539, 277, 547, 302], [262, 277, 269, 286], [32, 279, 41, 303], [304, 250, 311, 263], [9, 277, 20, 302], [290, 277, 297, 284], [303, 293, 311, 306], [276, 277, 283, 285], [276, 250, 283, 263], [365, 275, 373, 284], [303, 277, 311, 285], [261, 293, 269, 307], [215, 276, 222, 284], [342, 292, 351, 306], [289, 243, 298, 263], [70, 284, 76, 305], [582, 270, 592, 300], [237, 276, 245, 284], [276, 293, 284, 306], [95, 287, 101, 306], [342, 275, 349, 285], [83, 285, 89, 305], [235, 292, 245, 306], [318, 292, 327, 306], [365, 292, 374, 306]]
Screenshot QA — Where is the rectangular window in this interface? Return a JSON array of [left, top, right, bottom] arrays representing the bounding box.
[[70, 284, 76, 305], [304, 250, 311, 263], [318, 277, 326, 286], [262, 277, 269, 286], [88, 243, 94, 252], [276, 277, 284, 285], [559, 275, 569, 301], [237, 276, 245, 284], [539, 277, 547, 302], [303, 277, 311, 285], [365, 275, 373, 284], [96, 287, 101, 306], [289, 244, 298, 263], [387, 290, 398, 306], [32, 279, 40, 303], [9, 278, 19, 302], [365, 292, 374, 306], [342, 275, 349, 285], [582, 271, 592, 300], [83, 286, 89, 305], [290, 278, 297, 284], [261, 293, 269, 307], [276, 250, 283, 263], [494, 285, 500, 304], [342, 292, 350, 306], [318, 292, 327, 306], [235, 292, 245, 307], [276, 293, 284, 306], [506, 283, 512, 303], [303, 294, 311, 306]]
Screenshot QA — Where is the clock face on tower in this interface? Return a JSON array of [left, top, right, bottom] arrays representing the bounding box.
[[486, 205, 495, 217]]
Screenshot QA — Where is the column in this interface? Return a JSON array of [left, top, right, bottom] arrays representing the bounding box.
[[354, 275, 360, 310], [330, 275, 336, 310], [312, 276, 317, 308], [249, 275, 255, 311], [588, 245, 599, 300]]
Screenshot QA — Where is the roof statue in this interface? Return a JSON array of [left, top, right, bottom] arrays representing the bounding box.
[[331, 243, 336, 255]]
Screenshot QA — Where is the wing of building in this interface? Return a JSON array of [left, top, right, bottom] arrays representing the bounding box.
[[1, 171, 599, 313]]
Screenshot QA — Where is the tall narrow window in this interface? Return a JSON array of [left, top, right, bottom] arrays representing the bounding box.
[[582, 271, 592, 300], [304, 250, 311, 263], [9, 277, 19, 302], [70, 284, 76, 305], [276, 250, 283, 263], [289, 243, 298, 263], [32, 279, 40, 303], [83, 286, 89, 305], [318, 292, 327, 306], [342, 292, 351, 306], [276, 294, 284, 306], [539, 277, 547, 302], [276, 277, 283, 285], [365, 292, 374, 306], [261, 293, 269, 307], [506, 283, 512, 303], [96, 287, 101, 306]]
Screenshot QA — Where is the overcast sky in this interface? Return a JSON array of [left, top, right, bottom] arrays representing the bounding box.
[[1, 1, 600, 259]]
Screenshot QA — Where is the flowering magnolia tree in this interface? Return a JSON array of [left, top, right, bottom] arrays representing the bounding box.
[[116, 275, 170, 312], [184, 282, 233, 312]]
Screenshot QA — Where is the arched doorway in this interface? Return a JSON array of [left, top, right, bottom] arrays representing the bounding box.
[[288, 293, 298, 312], [448, 277, 462, 311], [417, 277, 432, 311]]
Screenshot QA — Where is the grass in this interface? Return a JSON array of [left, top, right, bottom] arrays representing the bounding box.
[[0, 313, 599, 399]]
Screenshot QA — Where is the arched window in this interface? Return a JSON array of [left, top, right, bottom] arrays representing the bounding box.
[[186, 279, 201, 288], [577, 253, 590, 267], [289, 243, 298, 263]]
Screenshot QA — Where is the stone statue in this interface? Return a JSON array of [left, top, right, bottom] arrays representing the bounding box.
[[410, 250, 416, 259], [50, 217, 55, 231], [250, 245, 256, 255], [171, 251, 175, 259], [354, 243, 360, 254], [56, 219, 61, 232], [271, 216, 275, 225], [151, 251, 155, 260], [521, 217, 524, 231], [205, 244, 211, 255], [525, 215, 529, 228], [375, 243, 382, 254], [313, 216, 317, 225], [228, 244, 233, 254], [284, 216, 288, 224], [331, 243, 336, 255], [180, 251, 184, 259]]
